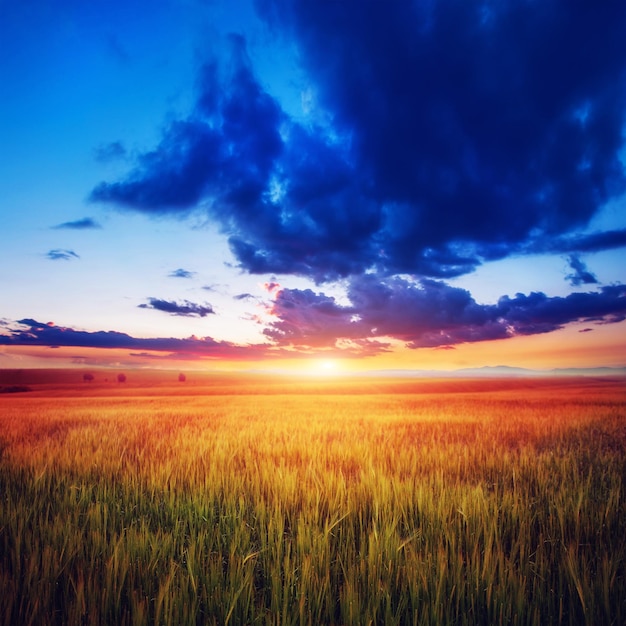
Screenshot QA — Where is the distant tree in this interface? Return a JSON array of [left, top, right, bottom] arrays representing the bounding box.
[[178, 373, 186, 382], [83, 373, 94, 383], [117, 373, 127, 383], [0, 385, 32, 394]]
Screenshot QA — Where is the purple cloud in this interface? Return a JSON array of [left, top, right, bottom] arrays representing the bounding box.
[[265, 277, 626, 350], [2, 277, 624, 361], [234, 293, 257, 301], [0, 318, 261, 360], [138, 298, 214, 317]]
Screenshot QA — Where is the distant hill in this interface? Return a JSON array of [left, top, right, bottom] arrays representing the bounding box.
[[453, 365, 626, 377], [549, 366, 626, 377], [360, 365, 626, 378]]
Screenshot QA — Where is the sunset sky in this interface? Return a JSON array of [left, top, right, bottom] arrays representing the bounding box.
[[1, 0, 625, 373]]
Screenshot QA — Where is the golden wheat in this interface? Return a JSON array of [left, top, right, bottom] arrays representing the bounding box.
[[0, 374, 624, 625]]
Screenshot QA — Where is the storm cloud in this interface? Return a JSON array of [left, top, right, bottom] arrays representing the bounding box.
[[90, 1, 626, 282]]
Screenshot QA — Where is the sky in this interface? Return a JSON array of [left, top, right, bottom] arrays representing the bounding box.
[[1, 0, 626, 374]]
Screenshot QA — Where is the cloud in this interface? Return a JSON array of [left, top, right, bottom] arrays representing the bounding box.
[[52, 217, 102, 230], [264, 276, 626, 350], [565, 255, 599, 286], [89, 2, 626, 282], [0, 318, 365, 361], [0, 318, 261, 360], [94, 141, 127, 163], [3, 275, 625, 361], [90, 35, 284, 216], [529, 228, 626, 255], [263, 282, 281, 293], [263, 287, 363, 349], [265, 277, 507, 349], [46, 249, 79, 261], [138, 298, 214, 317], [168, 268, 196, 279]]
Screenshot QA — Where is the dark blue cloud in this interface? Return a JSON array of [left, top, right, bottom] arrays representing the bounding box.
[[46, 249, 80, 261], [265, 277, 626, 349], [530, 228, 626, 255], [52, 217, 101, 230], [495, 287, 626, 334], [259, 0, 626, 260], [168, 268, 195, 279], [90, 2, 626, 282], [91, 35, 284, 214], [138, 298, 214, 317], [91, 119, 222, 211], [565, 255, 599, 286]]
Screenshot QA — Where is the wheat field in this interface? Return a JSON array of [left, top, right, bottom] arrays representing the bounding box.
[[0, 371, 624, 625]]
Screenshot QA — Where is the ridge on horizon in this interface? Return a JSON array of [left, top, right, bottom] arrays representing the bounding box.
[[345, 365, 626, 378]]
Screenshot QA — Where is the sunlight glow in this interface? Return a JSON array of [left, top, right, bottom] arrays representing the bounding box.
[[313, 359, 340, 375]]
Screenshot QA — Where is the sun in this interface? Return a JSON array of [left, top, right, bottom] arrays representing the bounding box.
[[313, 359, 340, 374]]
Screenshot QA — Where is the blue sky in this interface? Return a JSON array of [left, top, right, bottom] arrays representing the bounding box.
[[1, 0, 625, 372]]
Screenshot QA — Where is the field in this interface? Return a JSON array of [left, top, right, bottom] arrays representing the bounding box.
[[1, 370, 625, 625]]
